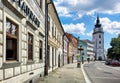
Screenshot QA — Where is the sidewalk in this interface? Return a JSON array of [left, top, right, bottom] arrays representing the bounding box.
[[38, 63, 86, 83]]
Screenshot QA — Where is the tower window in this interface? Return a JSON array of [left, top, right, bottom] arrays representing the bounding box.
[[99, 41, 101, 44], [99, 35, 101, 38]]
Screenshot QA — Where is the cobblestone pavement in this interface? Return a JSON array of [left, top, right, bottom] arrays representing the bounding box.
[[38, 63, 86, 83]]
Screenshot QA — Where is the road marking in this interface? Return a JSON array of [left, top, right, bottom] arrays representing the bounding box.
[[81, 64, 92, 83], [92, 76, 120, 79], [97, 67, 103, 71]]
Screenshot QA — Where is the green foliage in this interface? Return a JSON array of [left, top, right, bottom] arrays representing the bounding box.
[[107, 34, 120, 60]]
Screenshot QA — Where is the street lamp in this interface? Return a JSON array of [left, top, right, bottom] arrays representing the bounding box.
[[77, 45, 84, 67], [81, 51, 84, 64]]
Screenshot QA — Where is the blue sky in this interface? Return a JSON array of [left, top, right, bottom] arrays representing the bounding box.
[[53, 0, 120, 50]]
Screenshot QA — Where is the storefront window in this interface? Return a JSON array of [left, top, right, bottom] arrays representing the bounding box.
[[28, 33, 33, 60], [6, 18, 18, 61]]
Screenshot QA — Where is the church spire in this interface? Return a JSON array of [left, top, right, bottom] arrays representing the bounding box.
[[96, 15, 100, 24], [95, 15, 101, 27]]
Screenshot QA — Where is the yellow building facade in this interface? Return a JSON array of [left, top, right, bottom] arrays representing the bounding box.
[[47, 0, 64, 72]]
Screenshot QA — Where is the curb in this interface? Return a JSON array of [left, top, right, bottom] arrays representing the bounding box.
[[81, 64, 92, 83]]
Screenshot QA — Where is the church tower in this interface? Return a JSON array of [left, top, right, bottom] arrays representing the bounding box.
[[92, 16, 105, 60]]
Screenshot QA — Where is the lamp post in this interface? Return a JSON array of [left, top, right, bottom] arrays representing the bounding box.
[[81, 51, 84, 64], [77, 45, 84, 67]]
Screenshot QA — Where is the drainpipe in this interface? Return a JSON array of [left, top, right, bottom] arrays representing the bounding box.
[[44, 0, 52, 76], [62, 33, 65, 66]]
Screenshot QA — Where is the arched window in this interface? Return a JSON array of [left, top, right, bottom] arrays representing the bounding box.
[[99, 35, 101, 38], [99, 41, 101, 44]]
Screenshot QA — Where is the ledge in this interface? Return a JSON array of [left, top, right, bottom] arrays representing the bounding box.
[[0, 61, 21, 69], [26, 21, 37, 30], [27, 61, 35, 65], [39, 60, 43, 63]]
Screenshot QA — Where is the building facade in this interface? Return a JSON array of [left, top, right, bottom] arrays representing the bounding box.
[[92, 16, 105, 60], [47, 0, 64, 72], [66, 33, 78, 63], [83, 40, 95, 61], [68, 41, 73, 63], [0, 0, 45, 82], [63, 34, 69, 65], [72, 36, 78, 63], [78, 40, 87, 61]]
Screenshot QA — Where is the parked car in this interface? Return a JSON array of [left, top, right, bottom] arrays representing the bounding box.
[[110, 60, 120, 66], [105, 59, 112, 65]]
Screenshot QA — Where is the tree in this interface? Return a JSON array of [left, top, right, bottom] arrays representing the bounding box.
[[107, 34, 120, 60]]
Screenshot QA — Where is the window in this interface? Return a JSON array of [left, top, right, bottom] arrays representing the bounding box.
[[48, 16, 50, 31], [55, 27, 56, 38], [52, 22, 54, 36], [99, 41, 101, 44], [99, 35, 101, 38], [6, 18, 18, 61], [36, 0, 42, 9], [40, 0, 43, 9], [48, 45, 50, 67], [52, 47, 54, 67], [28, 33, 33, 60], [55, 48, 56, 66], [29, 80, 32, 83], [39, 40, 43, 60]]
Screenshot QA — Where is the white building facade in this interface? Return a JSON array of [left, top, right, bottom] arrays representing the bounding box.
[[83, 40, 95, 61], [0, 0, 45, 82], [92, 16, 105, 60]]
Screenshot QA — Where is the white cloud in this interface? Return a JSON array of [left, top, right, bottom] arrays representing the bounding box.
[[53, 0, 120, 18], [86, 30, 93, 37], [114, 3, 120, 13], [100, 17, 120, 34], [63, 23, 86, 35], [55, 6, 72, 17]]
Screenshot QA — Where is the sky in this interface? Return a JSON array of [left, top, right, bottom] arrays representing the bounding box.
[[53, 0, 120, 50]]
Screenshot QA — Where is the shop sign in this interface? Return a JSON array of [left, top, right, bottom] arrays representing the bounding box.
[[12, 0, 40, 27]]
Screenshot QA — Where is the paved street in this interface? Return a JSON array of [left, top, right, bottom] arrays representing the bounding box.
[[84, 61, 120, 83], [38, 63, 86, 83]]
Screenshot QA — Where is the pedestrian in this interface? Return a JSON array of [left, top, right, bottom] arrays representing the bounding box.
[[87, 58, 90, 63]]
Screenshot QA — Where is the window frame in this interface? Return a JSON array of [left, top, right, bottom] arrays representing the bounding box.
[[28, 33, 33, 61], [48, 45, 50, 68], [99, 35, 101, 38], [52, 22, 54, 36], [99, 41, 101, 44], [40, 0, 43, 9], [39, 40, 43, 61], [48, 16, 50, 31], [6, 18, 18, 61]]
